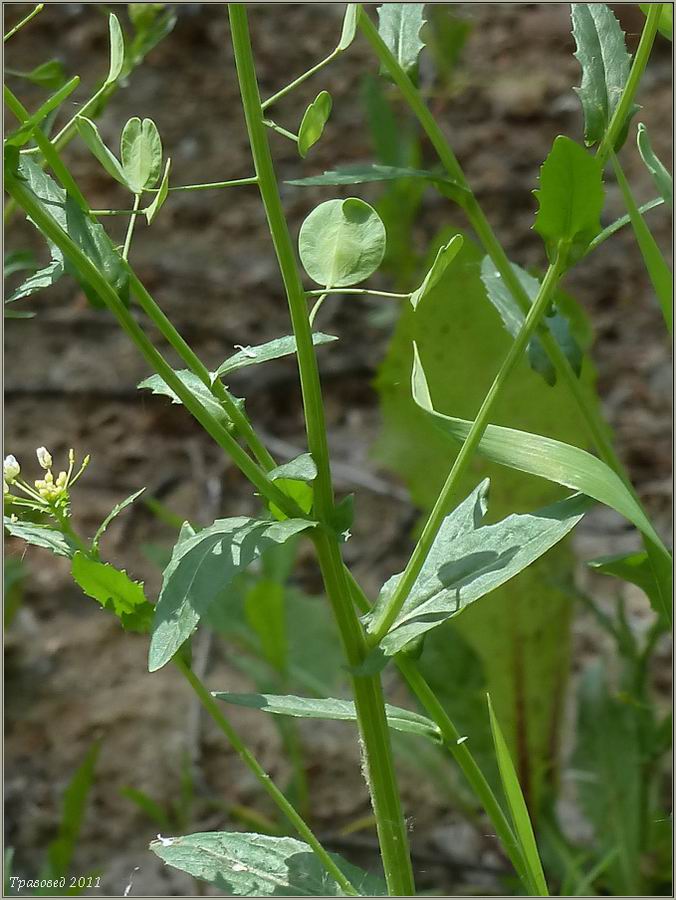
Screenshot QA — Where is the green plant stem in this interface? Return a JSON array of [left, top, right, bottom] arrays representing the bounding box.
[[122, 194, 141, 261], [4, 3, 44, 42], [174, 655, 358, 897], [263, 119, 299, 143], [308, 292, 328, 327], [306, 288, 411, 299], [5, 76, 80, 141], [229, 7, 415, 893], [586, 197, 665, 255], [369, 252, 567, 643], [611, 154, 672, 333], [160, 176, 258, 193], [91, 208, 144, 217], [596, 4, 661, 166], [262, 48, 339, 110], [126, 271, 277, 473], [5, 172, 298, 518]]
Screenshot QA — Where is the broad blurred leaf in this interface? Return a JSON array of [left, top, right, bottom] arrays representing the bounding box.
[[213, 692, 442, 742], [480, 257, 582, 385], [298, 91, 332, 158], [71, 552, 153, 633], [150, 831, 386, 896], [214, 333, 337, 378], [9, 59, 68, 90], [124, 4, 177, 77], [534, 135, 604, 262], [639, 3, 672, 40], [120, 117, 162, 192], [298, 198, 386, 288], [587, 550, 661, 609], [368, 480, 589, 654], [571, 4, 638, 148], [245, 580, 287, 674], [149, 517, 314, 671], [377, 3, 426, 75], [637, 123, 672, 207]]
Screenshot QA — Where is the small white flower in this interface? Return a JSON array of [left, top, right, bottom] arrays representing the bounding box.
[[36, 446, 53, 470], [3, 455, 20, 483]]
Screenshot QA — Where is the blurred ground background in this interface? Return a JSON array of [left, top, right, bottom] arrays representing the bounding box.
[[4, 3, 672, 896]]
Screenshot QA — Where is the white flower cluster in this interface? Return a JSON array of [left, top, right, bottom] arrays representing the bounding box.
[[4, 447, 90, 506]]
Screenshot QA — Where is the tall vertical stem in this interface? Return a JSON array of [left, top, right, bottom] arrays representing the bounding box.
[[228, 6, 415, 894]]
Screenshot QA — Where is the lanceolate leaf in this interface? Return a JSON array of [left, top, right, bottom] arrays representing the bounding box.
[[298, 91, 332, 158], [533, 135, 604, 263], [571, 4, 638, 148], [7, 259, 64, 304], [120, 117, 163, 193], [5, 77, 80, 147], [138, 370, 243, 430], [288, 163, 463, 190], [269, 454, 317, 484], [377, 4, 426, 75], [4, 518, 76, 558], [149, 518, 315, 671], [588, 551, 661, 610], [298, 198, 386, 288], [367, 479, 590, 655], [480, 257, 582, 384], [213, 692, 442, 743], [71, 552, 154, 633], [150, 832, 386, 896], [214, 333, 337, 378], [410, 234, 463, 309], [106, 13, 125, 85], [144, 157, 171, 224], [76, 117, 129, 188], [92, 488, 146, 549], [411, 345, 669, 565], [337, 4, 359, 50], [637, 123, 672, 207]]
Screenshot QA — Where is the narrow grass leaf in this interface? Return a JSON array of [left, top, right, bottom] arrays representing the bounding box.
[[106, 13, 125, 84], [612, 155, 672, 333], [368, 479, 590, 654], [288, 163, 463, 191], [637, 123, 672, 207], [298, 198, 386, 287], [245, 581, 287, 673], [533, 135, 604, 262], [214, 333, 337, 378], [149, 518, 314, 671], [411, 345, 669, 558], [144, 157, 171, 224], [571, 4, 638, 148], [46, 742, 100, 878], [377, 4, 426, 75], [487, 694, 548, 896], [120, 117, 163, 192], [410, 234, 463, 308], [213, 692, 442, 743], [5, 76, 80, 147], [71, 552, 154, 633], [298, 91, 332, 158], [150, 831, 386, 896]]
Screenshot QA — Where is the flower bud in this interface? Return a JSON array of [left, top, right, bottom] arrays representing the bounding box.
[[36, 447, 53, 470], [3, 455, 20, 483]]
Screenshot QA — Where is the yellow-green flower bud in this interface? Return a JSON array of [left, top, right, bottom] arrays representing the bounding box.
[[36, 446, 53, 470], [3, 455, 20, 483]]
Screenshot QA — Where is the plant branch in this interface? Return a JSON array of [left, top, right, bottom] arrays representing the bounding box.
[[4, 3, 44, 42], [174, 656, 359, 896], [306, 288, 411, 299], [586, 197, 665, 255], [262, 48, 340, 111], [122, 194, 141, 261]]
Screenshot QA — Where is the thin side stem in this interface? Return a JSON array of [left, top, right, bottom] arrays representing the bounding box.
[[262, 48, 339, 110], [5, 172, 299, 518], [308, 292, 328, 328], [4, 3, 44, 42], [229, 7, 415, 893], [156, 176, 258, 193], [174, 656, 359, 897], [263, 119, 299, 143], [306, 288, 411, 299], [91, 209, 144, 217], [369, 253, 567, 644], [122, 194, 141, 261], [596, 4, 662, 166], [586, 197, 665, 255]]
